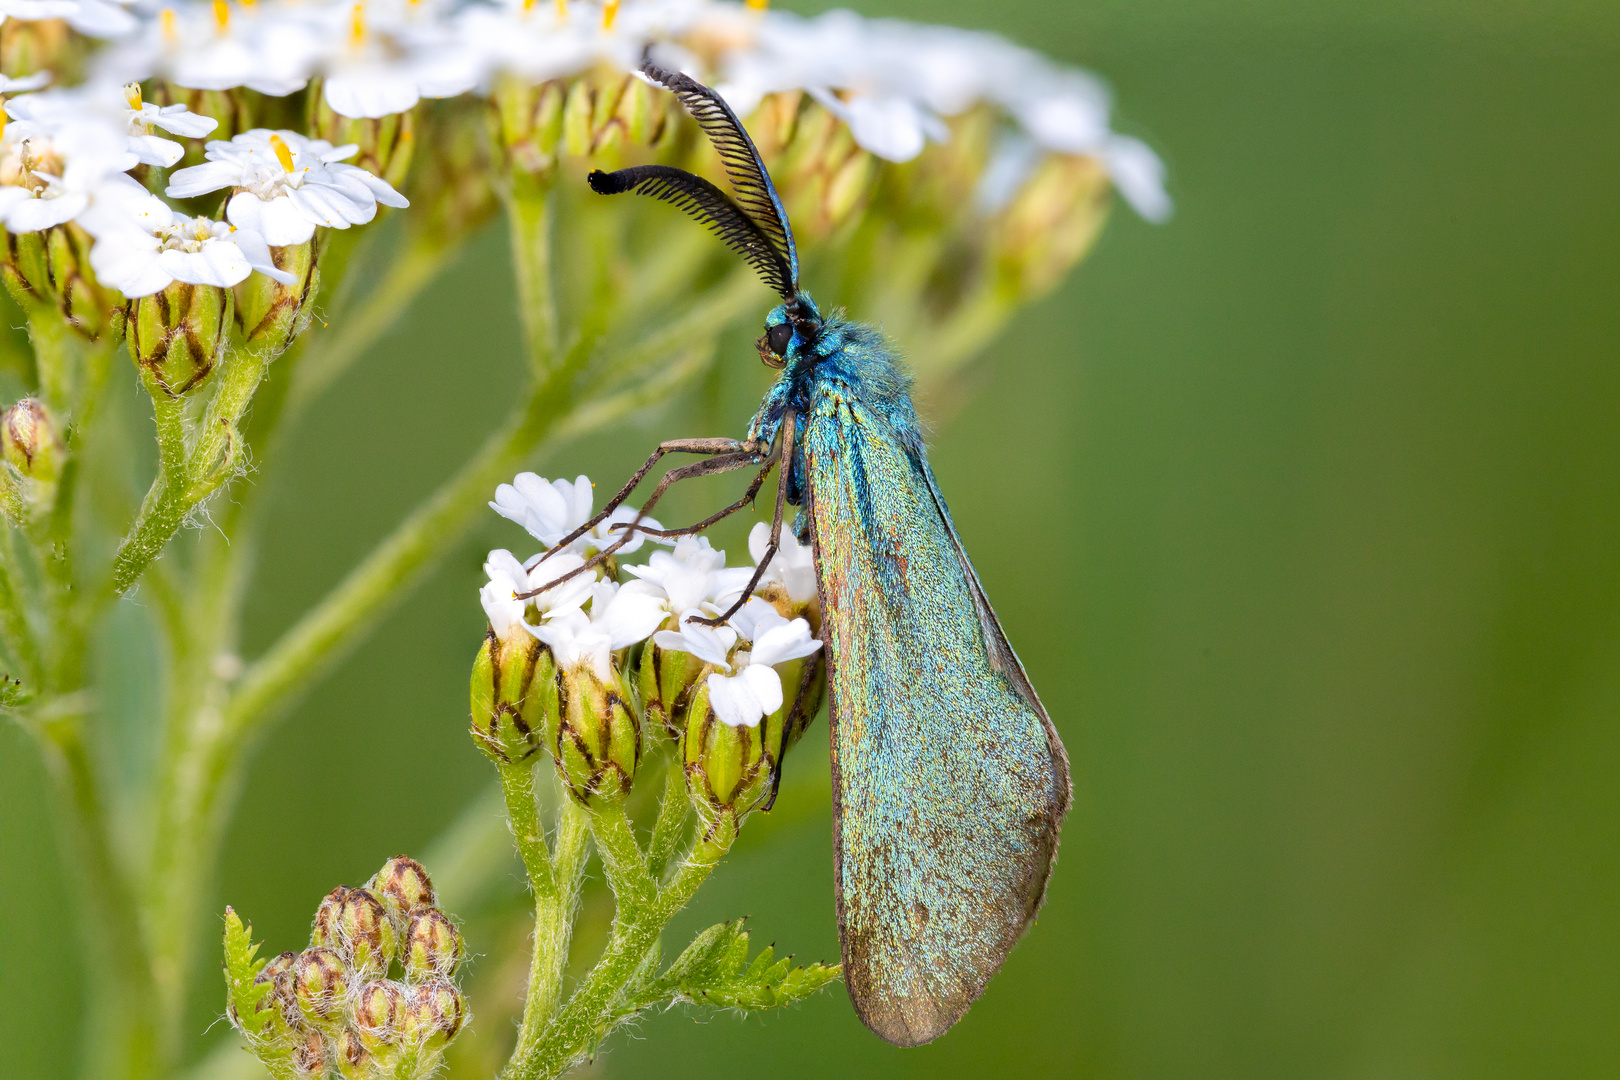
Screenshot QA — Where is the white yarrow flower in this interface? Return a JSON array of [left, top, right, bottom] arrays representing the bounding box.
[[624, 535, 753, 616], [479, 547, 594, 643], [742, 522, 817, 606], [0, 113, 136, 232], [77, 174, 293, 297], [317, 0, 481, 119], [653, 609, 739, 671], [166, 129, 408, 246], [525, 580, 666, 681], [703, 599, 821, 729], [490, 472, 663, 556]]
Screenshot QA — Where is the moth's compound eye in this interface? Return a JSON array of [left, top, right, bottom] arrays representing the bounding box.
[[766, 323, 794, 356]]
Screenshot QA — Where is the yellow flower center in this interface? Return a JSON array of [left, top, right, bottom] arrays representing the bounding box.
[[213, 0, 229, 31], [160, 7, 178, 43], [746, 0, 768, 9], [602, 0, 619, 28], [269, 133, 296, 173], [555, 0, 567, 20], [350, 2, 366, 45], [124, 83, 144, 111]]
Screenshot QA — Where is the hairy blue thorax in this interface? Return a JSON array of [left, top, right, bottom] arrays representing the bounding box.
[[748, 293, 923, 459]]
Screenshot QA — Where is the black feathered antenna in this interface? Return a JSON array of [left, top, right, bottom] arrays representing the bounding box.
[[588, 165, 796, 298], [586, 58, 800, 299]]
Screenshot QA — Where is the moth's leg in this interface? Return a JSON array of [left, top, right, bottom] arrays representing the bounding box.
[[536, 436, 761, 561], [692, 409, 797, 627], [519, 448, 767, 598], [761, 650, 823, 813], [619, 438, 782, 539]]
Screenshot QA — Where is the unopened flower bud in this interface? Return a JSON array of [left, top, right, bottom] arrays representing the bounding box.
[[2, 223, 117, 338], [353, 978, 405, 1053], [368, 856, 437, 927], [551, 663, 640, 805], [402, 909, 463, 982], [334, 1026, 370, 1080], [989, 152, 1110, 297], [398, 980, 467, 1049], [2, 398, 62, 482], [291, 947, 349, 1028], [291, 1028, 330, 1079], [235, 240, 317, 349], [1, 17, 76, 82], [252, 950, 303, 1035], [633, 630, 707, 741], [751, 95, 875, 243], [128, 280, 232, 397], [322, 887, 396, 978], [682, 679, 779, 836], [469, 627, 555, 766]]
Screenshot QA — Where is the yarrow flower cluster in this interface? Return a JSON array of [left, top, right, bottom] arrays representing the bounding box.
[[480, 470, 821, 729], [0, 0, 1168, 305]]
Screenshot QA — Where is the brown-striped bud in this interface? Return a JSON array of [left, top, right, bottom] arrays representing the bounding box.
[[334, 1026, 370, 1080], [1, 222, 117, 338], [2, 398, 62, 481], [469, 627, 555, 766], [331, 888, 396, 978], [633, 626, 707, 741], [291, 1028, 330, 1079], [128, 280, 231, 397], [353, 978, 405, 1053], [402, 909, 463, 982], [235, 239, 317, 349], [252, 950, 303, 1034], [398, 980, 467, 1049], [291, 947, 349, 1027], [369, 856, 437, 927], [551, 661, 640, 805]]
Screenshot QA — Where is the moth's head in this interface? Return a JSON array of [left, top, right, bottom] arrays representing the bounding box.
[[757, 293, 823, 370]]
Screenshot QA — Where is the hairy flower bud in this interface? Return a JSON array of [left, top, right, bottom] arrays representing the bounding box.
[[127, 281, 232, 397], [313, 887, 396, 979], [2, 223, 117, 339], [291, 1028, 330, 1079], [353, 978, 404, 1054], [683, 654, 824, 835], [252, 950, 304, 1036], [334, 1026, 370, 1080], [369, 856, 437, 927], [235, 240, 317, 349], [398, 980, 467, 1050], [402, 909, 463, 982], [633, 632, 707, 741], [550, 663, 640, 805], [291, 947, 349, 1028], [494, 70, 675, 177], [2, 398, 62, 482], [469, 627, 555, 766]]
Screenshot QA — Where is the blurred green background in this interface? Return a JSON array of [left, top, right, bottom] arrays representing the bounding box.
[[6, 0, 1620, 1076]]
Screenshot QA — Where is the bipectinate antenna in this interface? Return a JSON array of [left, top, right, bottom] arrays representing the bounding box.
[[586, 57, 800, 300]]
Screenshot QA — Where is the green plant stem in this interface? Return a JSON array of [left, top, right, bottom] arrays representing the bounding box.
[[645, 761, 689, 881], [107, 380, 193, 598], [506, 185, 559, 376], [0, 551, 42, 686], [508, 833, 733, 1080], [500, 760, 559, 896], [509, 795, 588, 1069], [588, 803, 657, 914]]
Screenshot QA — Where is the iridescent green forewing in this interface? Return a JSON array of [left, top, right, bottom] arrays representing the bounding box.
[[803, 394, 1071, 1047]]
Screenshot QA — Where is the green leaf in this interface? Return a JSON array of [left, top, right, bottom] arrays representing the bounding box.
[[222, 907, 274, 1040], [0, 675, 33, 711], [656, 920, 842, 1014]]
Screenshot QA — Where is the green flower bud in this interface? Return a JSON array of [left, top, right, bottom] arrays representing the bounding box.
[[235, 239, 318, 349], [127, 280, 232, 397], [632, 629, 707, 741], [1, 222, 116, 338], [550, 662, 640, 805], [313, 887, 397, 979], [2, 397, 62, 481], [988, 152, 1110, 297], [291, 1029, 331, 1080], [291, 946, 349, 1028], [747, 93, 876, 244], [252, 950, 304, 1038], [469, 627, 555, 766], [412, 102, 499, 244], [398, 980, 466, 1050], [1, 18, 77, 83], [334, 1026, 370, 1080], [368, 856, 437, 928], [353, 978, 405, 1055], [402, 909, 463, 982], [494, 68, 676, 178], [683, 654, 825, 834]]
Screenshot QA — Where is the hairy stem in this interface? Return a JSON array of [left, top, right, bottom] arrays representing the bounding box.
[[106, 381, 193, 598], [510, 794, 588, 1068]]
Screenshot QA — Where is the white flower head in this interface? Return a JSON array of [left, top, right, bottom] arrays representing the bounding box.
[[166, 129, 408, 247], [525, 579, 666, 682], [0, 0, 137, 39], [317, 0, 481, 120], [742, 521, 816, 607], [702, 598, 821, 728], [5, 81, 200, 167], [490, 472, 663, 556], [95, 1, 320, 96], [0, 111, 137, 233], [479, 547, 594, 643], [624, 534, 753, 616], [653, 608, 738, 672], [77, 173, 293, 298]]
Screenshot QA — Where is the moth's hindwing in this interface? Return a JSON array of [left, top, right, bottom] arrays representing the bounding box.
[[804, 394, 1070, 1047]]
